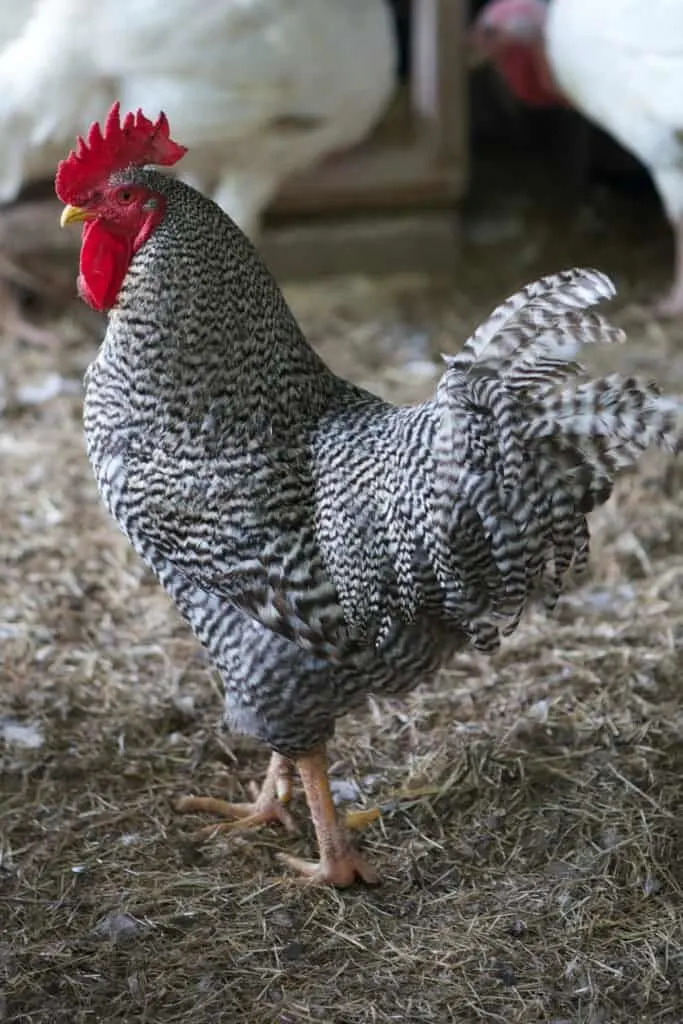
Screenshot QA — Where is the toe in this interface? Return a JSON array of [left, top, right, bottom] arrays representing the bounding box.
[[278, 850, 379, 887], [176, 794, 299, 835], [344, 807, 381, 831], [176, 795, 236, 816]]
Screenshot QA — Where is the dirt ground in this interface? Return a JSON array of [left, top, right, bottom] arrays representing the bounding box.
[[2, 158, 683, 1024]]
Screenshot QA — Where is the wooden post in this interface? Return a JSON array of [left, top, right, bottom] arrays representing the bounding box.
[[260, 0, 469, 279]]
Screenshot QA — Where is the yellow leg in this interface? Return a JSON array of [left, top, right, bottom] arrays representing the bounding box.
[[176, 751, 299, 836], [278, 746, 379, 887]]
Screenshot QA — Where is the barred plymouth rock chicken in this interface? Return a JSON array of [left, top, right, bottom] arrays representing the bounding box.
[[56, 104, 682, 886]]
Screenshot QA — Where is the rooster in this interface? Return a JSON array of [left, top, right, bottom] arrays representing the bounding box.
[[470, 0, 683, 316], [56, 104, 681, 886]]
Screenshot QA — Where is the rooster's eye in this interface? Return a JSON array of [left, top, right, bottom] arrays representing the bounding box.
[[118, 189, 134, 204]]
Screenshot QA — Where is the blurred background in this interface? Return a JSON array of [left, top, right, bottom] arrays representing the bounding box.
[[1, 0, 681, 375]]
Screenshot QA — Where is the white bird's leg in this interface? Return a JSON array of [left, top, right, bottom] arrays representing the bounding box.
[[210, 171, 279, 242], [656, 215, 683, 317]]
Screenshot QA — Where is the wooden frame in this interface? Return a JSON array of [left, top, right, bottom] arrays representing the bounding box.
[[260, 0, 469, 280]]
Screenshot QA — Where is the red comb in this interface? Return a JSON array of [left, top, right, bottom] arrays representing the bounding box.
[[55, 101, 188, 204]]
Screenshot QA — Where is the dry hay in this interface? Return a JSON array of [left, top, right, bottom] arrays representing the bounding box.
[[2, 169, 683, 1024]]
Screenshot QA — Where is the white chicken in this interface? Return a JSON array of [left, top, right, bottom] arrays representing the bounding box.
[[470, 0, 683, 316], [0, 0, 396, 239]]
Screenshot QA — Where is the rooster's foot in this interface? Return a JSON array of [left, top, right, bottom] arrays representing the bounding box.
[[176, 751, 298, 836], [278, 847, 379, 887]]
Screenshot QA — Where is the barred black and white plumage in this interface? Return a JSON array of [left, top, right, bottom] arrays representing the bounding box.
[[81, 170, 682, 762]]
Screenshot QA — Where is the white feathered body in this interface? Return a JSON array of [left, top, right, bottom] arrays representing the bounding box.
[[546, 0, 683, 220], [0, 0, 396, 236]]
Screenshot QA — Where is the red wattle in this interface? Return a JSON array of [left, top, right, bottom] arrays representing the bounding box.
[[78, 219, 133, 312], [498, 46, 565, 108]]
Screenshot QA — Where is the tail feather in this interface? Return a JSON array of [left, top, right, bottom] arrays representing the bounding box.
[[426, 267, 682, 652], [449, 268, 624, 380], [529, 375, 681, 455]]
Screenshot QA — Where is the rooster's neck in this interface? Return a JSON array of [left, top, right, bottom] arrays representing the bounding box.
[[101, 212, 341, 437]]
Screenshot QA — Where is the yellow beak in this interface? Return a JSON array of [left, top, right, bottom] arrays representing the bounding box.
[[60, 204, 94, 228]]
